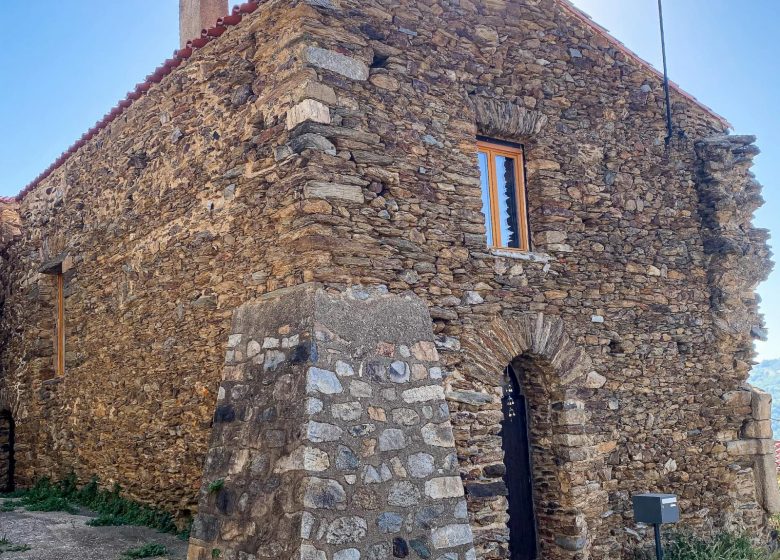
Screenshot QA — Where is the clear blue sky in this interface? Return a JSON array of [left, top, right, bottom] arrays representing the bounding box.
[[0, 2, 777, 361]]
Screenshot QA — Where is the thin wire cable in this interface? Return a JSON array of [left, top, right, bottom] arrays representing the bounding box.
[[658, 0, 674, 144]]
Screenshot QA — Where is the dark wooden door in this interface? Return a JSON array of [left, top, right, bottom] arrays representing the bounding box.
[[0, 412, 13, 493], [501, 365, 538, 560]]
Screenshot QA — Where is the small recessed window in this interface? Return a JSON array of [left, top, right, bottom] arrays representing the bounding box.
[[39, 256, 67, 376], [56, 272, 64, 376], [477, 140, 530, 251]]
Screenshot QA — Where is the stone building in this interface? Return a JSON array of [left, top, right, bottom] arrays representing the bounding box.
[[0, 0, 774, 559]]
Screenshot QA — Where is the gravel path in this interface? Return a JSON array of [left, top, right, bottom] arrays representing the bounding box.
[[0, 502, 188, 560]]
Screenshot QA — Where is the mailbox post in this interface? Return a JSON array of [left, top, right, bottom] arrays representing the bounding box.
[[632, 493, 679, 560]]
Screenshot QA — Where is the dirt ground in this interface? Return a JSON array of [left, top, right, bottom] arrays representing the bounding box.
[[0, 502, 188, 560]]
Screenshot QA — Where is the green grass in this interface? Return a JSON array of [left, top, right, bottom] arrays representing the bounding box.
[[207, 479, 224, 494], [0, 544, 32, 553], [1, 475, 185, 537], [86, 513, 126, 527], [0, 501, 19, 512], [634, 532, 780, 560], [121, 543, 168, 559], [0, 536, 31, 554]]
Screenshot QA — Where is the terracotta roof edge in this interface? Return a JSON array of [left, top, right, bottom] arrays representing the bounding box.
[[16, 0, 732, 202], [15, 1, 263, 202]]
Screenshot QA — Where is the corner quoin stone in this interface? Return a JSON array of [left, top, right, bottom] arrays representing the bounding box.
[[188, 284, 473, 559], [304, 46, 370, 81]]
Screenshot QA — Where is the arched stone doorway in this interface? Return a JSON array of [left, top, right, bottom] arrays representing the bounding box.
[[0, 410, 14, 493], [459, 314, 611, 559]]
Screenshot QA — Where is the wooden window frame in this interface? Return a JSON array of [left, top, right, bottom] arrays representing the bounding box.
[[56, 272, 64, 376], [39, 255, 69, 376], [477, 139, 530, 251]]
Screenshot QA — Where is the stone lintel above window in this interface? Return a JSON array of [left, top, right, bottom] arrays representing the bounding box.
[[38, 253, 72, 275], [469, 96, 548, 140]]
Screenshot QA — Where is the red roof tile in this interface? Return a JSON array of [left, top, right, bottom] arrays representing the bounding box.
[[16, 1, 263, 202]]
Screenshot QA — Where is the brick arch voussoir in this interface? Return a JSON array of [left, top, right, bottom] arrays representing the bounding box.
[[460, 313, 607, 558], [462, 313, 597, 390]]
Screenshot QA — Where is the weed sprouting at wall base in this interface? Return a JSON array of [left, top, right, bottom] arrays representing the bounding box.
[[1, 474, 189, 537]]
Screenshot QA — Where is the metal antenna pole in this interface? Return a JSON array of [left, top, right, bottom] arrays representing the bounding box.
[[654, 524, 664, 560], [658, 0, 673, 145]]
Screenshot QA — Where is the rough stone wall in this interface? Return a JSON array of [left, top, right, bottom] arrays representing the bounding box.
[[253, 0, 773, 558], [0, 1, 772, 559], [189, 284, 475, 560], [694, 135, 777, 526], [0, 1, 336, 514]]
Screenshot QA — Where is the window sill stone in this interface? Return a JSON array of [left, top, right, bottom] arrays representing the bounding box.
[[489, 248, 552, 263]]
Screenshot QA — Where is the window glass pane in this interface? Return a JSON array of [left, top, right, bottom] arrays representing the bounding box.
[[495, 154, 521, 249], [478, 151, 494, 247]]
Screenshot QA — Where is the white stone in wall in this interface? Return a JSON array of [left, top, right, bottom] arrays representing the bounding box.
[[425, 477, 465, 499], [306, 398, 324, 415], [303, 477, 346, 509], [306, 421, 344, 442], [246, 340, 262, 358], [274, 446, 330, 473], [286, 99, 331, 130], [401, 385, 445, 403], [454, 500, 468, 519], [387, 481, 421, 507], [392, 408, 420, 426], [349, 380, 372, 398], [304, 46, 369, 81], [726, 438, 774, 456], [301, 512, 316, 539], [378, 429, 406, 451], [464, 291, 483, 305], [307, 367, 343, 395], [304, 182, 365, 204], [421, 422, 456, 447], [752, 387, 772, 420], [281, 334, 300, 348], [326, 516, 368, 545], [332, 402, 362, 422], [300, 544, 327, 560], [585, 371, 606, 389], [228, 449, 250, 475], [227, 334, 242, 348], [407, 452, 435, 478], [431, 524, 474, 549], [336, 360, 355, 376], [333, 549, 360, 560], [264, 350, 285, 371]]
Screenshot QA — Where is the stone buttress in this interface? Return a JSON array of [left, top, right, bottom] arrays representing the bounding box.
[[187, 284, 475, 560]]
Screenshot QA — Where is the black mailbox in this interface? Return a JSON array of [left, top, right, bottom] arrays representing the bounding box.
[[633, 493, 679, 524]]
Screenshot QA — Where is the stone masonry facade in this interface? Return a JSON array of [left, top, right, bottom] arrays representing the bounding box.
[[189, 285, 475, 560], [0, 0, 774, 559]]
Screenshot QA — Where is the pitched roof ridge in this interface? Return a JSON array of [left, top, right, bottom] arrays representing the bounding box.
[[556, 0, 730, 129], [16, 1, 264, 202]]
